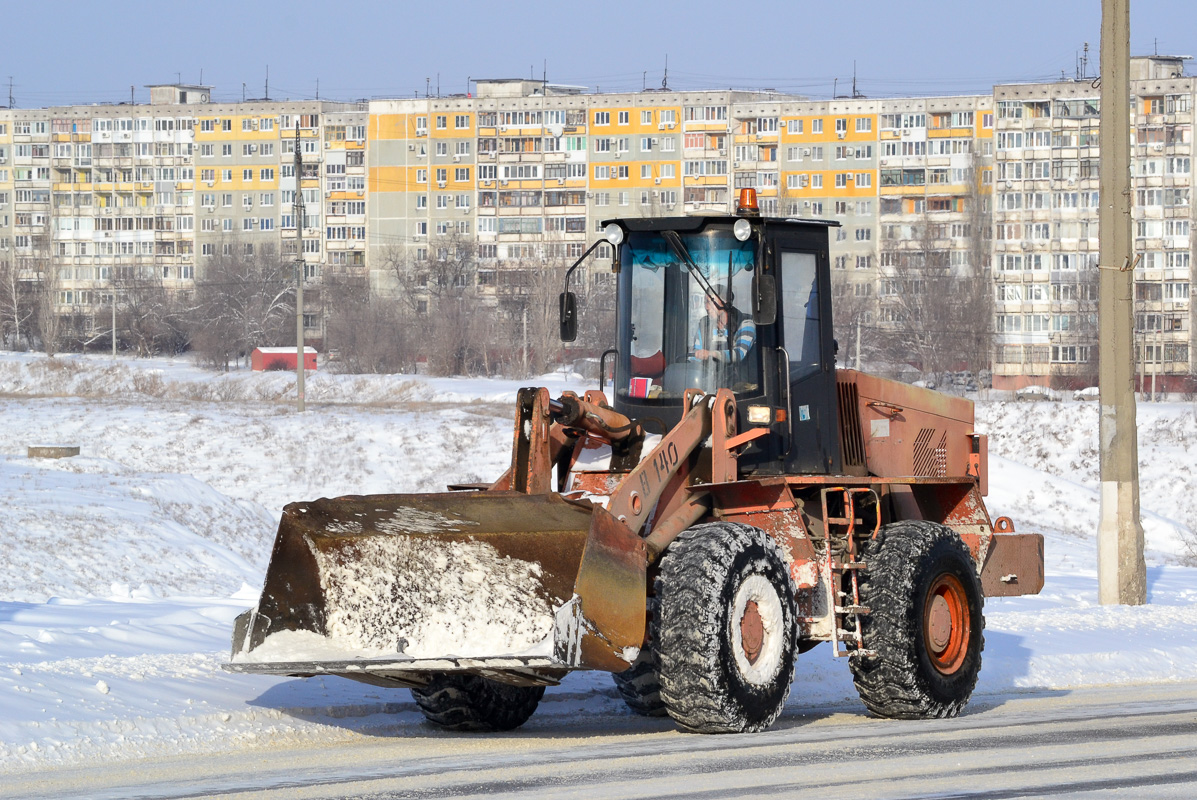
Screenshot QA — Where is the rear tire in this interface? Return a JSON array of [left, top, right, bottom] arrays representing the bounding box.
[[411, 673, 544, 732], [850, 520, 985, 719], [655, 522, 797, 733]]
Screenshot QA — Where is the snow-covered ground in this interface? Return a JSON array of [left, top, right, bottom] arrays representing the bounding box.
[[1, 352, 1195, 775]]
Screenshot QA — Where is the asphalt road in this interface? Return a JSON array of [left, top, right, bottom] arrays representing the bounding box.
[[10, 681, 1197, 800]]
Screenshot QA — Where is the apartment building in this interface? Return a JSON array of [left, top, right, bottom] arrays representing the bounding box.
[[0, 85, 364, 343], [991, 55, 1194, 390], [0, 64, 1192, 388], [367, 82, 784, 303]]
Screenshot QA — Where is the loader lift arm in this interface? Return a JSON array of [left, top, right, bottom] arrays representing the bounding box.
[[491, 385, 751, 562]]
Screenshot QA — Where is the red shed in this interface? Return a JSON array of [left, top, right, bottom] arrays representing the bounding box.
[[251, 346, 318, 372]]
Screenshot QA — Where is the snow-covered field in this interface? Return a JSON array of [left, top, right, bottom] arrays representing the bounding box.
[[1, 352, 1195, 776]]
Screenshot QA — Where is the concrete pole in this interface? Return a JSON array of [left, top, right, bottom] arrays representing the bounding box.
[[1097, 0, 1146, 605], [294, 123, 306, 413], [855, 316, 862, 371]]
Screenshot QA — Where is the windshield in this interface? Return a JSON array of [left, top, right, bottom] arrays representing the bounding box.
[[617, 226, 760, 402]]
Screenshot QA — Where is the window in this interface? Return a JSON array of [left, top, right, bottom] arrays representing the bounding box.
[[855, 117, 872, 132], [436, 115, 447, 129], [811, 119, 823, 134], [455, 114, 470, 129], [594, 111, 610, 126], [243, 168, 254, 181], [641, 110, 653, 125], [618, 111, 629, 125], [455, 167, 470, 181]]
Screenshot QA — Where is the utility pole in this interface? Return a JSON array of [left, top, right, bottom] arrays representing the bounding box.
[[293, 122, 306, 413], [111, 257, 118, 359], [1097, 0, 1146, 605], [854, 316, 862, 371]]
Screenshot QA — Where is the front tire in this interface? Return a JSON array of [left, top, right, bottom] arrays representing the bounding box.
[[612, 599, 666, 717], [850, 520, 985, 719], [411, 673, 544, 732], [655, 522, 798, 733]]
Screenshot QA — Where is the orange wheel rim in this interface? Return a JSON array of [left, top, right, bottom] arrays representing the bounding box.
[[923, 573, 969, 674]]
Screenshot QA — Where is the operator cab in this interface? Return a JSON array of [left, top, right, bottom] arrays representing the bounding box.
[[562, 192, 843, 476]]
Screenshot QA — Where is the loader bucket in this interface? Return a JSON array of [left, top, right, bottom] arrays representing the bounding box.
[[225, 491, 646, 685]]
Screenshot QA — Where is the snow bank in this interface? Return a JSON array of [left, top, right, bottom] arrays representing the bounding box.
[[1, 353, 1196, 776], [0, 454, 273, 602], [0, 351, 586, 406]]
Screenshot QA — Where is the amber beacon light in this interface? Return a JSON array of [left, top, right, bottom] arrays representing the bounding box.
[[737, 187, 760, 216]]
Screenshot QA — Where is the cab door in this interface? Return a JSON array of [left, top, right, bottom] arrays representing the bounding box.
[[770, 228, 842, 475]]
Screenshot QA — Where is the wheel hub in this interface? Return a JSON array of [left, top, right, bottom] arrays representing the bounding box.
[[927, 595, 953, 650], [739, 600, 764, 664], [923, 573, 970, 675]]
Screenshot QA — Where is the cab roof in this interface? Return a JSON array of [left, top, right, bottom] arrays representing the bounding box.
[[601, 215, 840, 231]]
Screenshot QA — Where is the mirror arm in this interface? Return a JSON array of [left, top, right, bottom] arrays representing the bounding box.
[[562, 237, 607, 295]]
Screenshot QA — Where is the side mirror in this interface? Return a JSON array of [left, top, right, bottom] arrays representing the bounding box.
[[754, 274, 777, 325], [559, 291, 578, 342]]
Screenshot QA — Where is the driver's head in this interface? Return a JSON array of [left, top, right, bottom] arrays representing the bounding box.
[[707, 284, 733, 314]]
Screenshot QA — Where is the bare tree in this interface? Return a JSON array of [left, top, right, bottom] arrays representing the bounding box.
[[190, 239, 294, 369], [114, 265, 188, 356], [830, 270, 878, 369], [0, 256, 35, 350], [385, 232, 498, 376], [31, 232, 61, 356], [322, 265, 414, 374], [877, 209, 993, 389]]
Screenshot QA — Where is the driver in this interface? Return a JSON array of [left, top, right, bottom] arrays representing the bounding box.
[[692, 284, 756, 364]]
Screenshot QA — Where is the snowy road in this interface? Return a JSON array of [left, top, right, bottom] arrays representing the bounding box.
[[7, 680, 1197, 799]]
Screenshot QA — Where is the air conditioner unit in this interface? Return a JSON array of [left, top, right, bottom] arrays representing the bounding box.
[[324, 190, 331, 197], [651, 138, 659, 146], [803, 200, 811, 207], [654, 177, 661, 185], [658, 123, 667, 130], [460, 206, 469, 213], [1153, 143, 1164, 151], [615, 152, 621, 159], [437, 181, 446, 188], [500, 179, 508, 185], [585, 192, 593, 198], [324, 142, 330, 149], [453, 155, 460, 162], [355, 190, 363, 197], [249, 144, 257, 153], [667, 122, 676, 129], [779, 120, 788, 129], [803, 148, 811, 156], [205, 180, 214, 187], [557, 178, 565, 185], [488, 152, 496, 159], [407, 144, 415, 151], [902, 129, 911, 137]]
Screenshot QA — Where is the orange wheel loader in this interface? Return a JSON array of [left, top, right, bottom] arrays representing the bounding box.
[[226, 191, 1044, 734]]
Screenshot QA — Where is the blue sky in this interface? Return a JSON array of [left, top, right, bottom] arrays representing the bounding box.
[[5, 0, 1196, 107]]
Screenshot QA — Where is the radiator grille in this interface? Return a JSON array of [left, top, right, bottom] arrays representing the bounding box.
[[837, 381, 865, 468], [912, 428, 948, 477]]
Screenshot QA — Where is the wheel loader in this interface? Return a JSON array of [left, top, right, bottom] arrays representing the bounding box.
[[226, 189, 1044, 734]]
